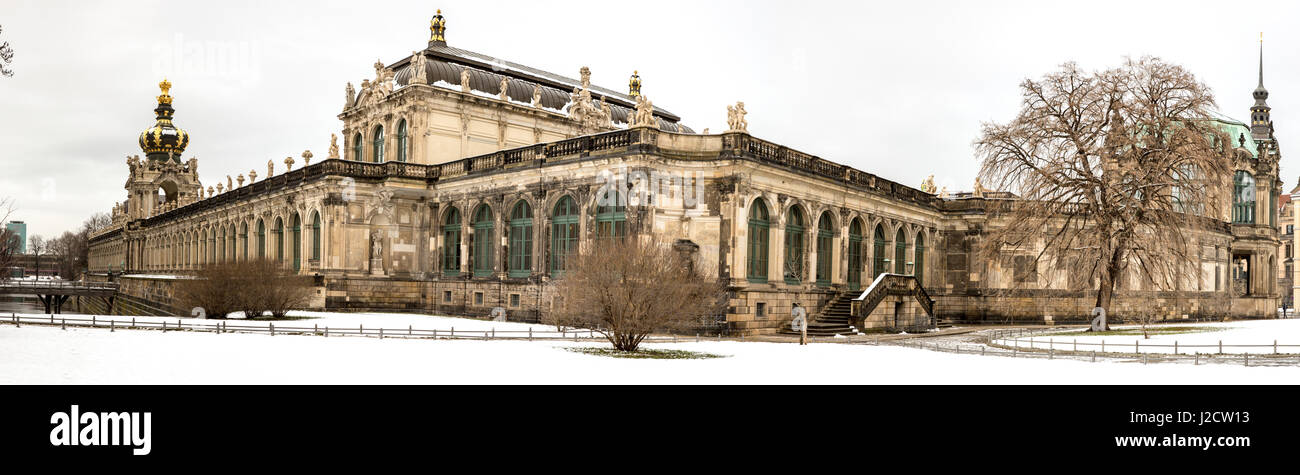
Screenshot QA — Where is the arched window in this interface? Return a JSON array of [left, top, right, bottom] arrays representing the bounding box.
[[816, 212, 834, 287], [508, 201, 532, 278], [274, 217, 284, 262], [352, 132, 363, 162], [551, 196, 579, 276], [848, 219, 863, 291], [396, 119, 408, 162], [873, 224, 887, 278], [1233, 171, 1256, 224], [256, 219, 266, 259], [291, 213, 302, 272], [472, 204, 494, 277], [784, 207, 804, 284], [915, 232, 926, 285], [442, 207, 461, 276], [219, 227, 227, 263], [311, 212, 321, 262], [595, 191, 626, 240], [748, 199, 770, 283], [208, 228, 215, 264], [372, 125, 385, 163], [895, 228, 907, 274], [239, 222, 248, 261], [228, 225, 236, 262]]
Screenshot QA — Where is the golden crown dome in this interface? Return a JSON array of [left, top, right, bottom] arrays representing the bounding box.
[[139, 79, 189, 162]]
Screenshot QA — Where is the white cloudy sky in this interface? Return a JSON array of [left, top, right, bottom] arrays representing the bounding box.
[[0, 0, 1295, 240]]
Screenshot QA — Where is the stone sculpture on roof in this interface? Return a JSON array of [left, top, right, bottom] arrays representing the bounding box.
[[727, 102, 748, 132], [410, 51, 428, 85]]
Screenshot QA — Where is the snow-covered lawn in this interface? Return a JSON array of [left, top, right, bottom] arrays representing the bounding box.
[[1001, 318, 1300, 355], [2, 324, 1297, 384]]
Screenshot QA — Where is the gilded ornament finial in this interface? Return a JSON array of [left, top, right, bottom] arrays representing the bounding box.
[[157, 78, 174, 105], [629, 70, 642, 97], [430, 9, 447, 44]]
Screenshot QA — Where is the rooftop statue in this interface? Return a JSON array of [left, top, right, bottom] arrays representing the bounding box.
[[328, 134, 340, 159], [410, 52, 428, 85], [727, 102, 748, 132]]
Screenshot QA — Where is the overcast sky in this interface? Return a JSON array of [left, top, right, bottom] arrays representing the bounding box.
[[1, 0, 1295, 240]]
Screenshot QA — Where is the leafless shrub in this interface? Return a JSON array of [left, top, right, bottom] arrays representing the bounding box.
[[176, 260, 314, 319], [548, 238, 728, 352]]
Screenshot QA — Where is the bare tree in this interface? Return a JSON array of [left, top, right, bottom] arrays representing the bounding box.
[[28, 234, 46, 279], [975, 57, 1234, 337], [0, 25, 13, 78], [177, 260, 314, 319], [0, 197, 16, 276], [548, 238, 728, 352]]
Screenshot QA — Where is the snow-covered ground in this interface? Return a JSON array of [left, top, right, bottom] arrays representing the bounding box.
[[2, 323, 1297, 384], [1000, 319, 1300, 355]]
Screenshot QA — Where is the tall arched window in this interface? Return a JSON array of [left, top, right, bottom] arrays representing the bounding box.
[[848, 219, 863, 291], [219, 227, 227, 263], [784, 207, 804, 284], [895, 228, 907, 274], [311, 212, 321, 263], [915, 232, 926, 284], [508, 201, 532, 278], [873, 224, 887, 278], [816, 213, 834, 287], [208, 228, 215, 263], [396, 119, 408, 162], [748, 199, 770, 283], [472, 204, 494, 277], [228, 225, 236, 262], [442, 207, 461, 276], [239, 222, 248, 261], [372, 125, 385, 163], [291, 213, 302, 272], [595, 191, 626, 240], [352, 132, 363, 162], [551, 196, 579, 276], [256, 219, 266, 259], [1233, 171, 1256, 224], [274, 217, 284, 263]]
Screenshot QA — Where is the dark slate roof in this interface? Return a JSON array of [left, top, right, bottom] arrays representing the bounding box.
[[375, 44, 692, 133]]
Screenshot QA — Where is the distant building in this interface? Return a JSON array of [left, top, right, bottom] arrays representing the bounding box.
[[1281, 193, 1294, 308], [4, 221, 26, 254]]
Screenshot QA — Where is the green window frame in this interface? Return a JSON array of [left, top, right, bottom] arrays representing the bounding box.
[[784, 207, 804, 284], [256, 219, 265, 259], [239, 223, 248, 260], [816, 213, 833, 287], [372, 125, 385, 163], [747, 199, 770, 283], [472, 204, 494, 277], [396, 119, 408, 162], [595, 191, 626, 240], [311, 212, 321, 262], [915, 232, 925, 284], [274, 217, 284, 262], [442, 208, 461, 276], [508, 201, 532, 278], [848, 219, 863, 291], [873, 224, 886, 278], [550, 196, 579, 276], [894, 228, 907, 274], [352, 133, 363, 162], [292, 213, 302, 272]]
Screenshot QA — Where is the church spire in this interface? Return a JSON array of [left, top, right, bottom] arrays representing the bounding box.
[[1251, 32, 1272, 141]]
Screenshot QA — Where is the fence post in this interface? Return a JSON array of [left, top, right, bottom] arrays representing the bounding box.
[[1092, 350, 1096, 363], [379, 328, 384, 339], [132, 317, 135, 329], [1074, 339, 1077, 352], [1245, 353, 1250, 367], [981, 346, 985, 357], [1050, 347, 1054, 360], [162, 321, 166, 332], [1274, 340, 1278, 355], [409, 325, 412, 336], [92, 316, 96, 327], [361, 324, 365, 337], [110, 319, 114, 332], [1135, 340, 1139, 354], [314, 324, 318, 336], [325, 326, 329, 338], [1174, 341, 1178, 355], [528, 328, 532, 341], [270, 323, 275, 336], [61, 318, 65, 330], [1219, 340, 1222, 354], [1142, 354, 1147, 365], [1101, 340, 1105, 353], [1195, 353, 1199, 365]]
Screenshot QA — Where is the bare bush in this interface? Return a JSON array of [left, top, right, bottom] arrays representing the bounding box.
[[548, 238, 728, 352], [175, 260, 314, 319]]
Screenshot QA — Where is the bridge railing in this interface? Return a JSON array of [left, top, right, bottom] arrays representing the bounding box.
[[0, 280, 119, 292]]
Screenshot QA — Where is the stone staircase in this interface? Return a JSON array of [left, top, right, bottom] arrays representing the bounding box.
[[781, 292, 861, 337]]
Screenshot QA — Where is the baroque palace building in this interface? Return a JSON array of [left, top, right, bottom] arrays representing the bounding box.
[[87, 12, 1282, 334]]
